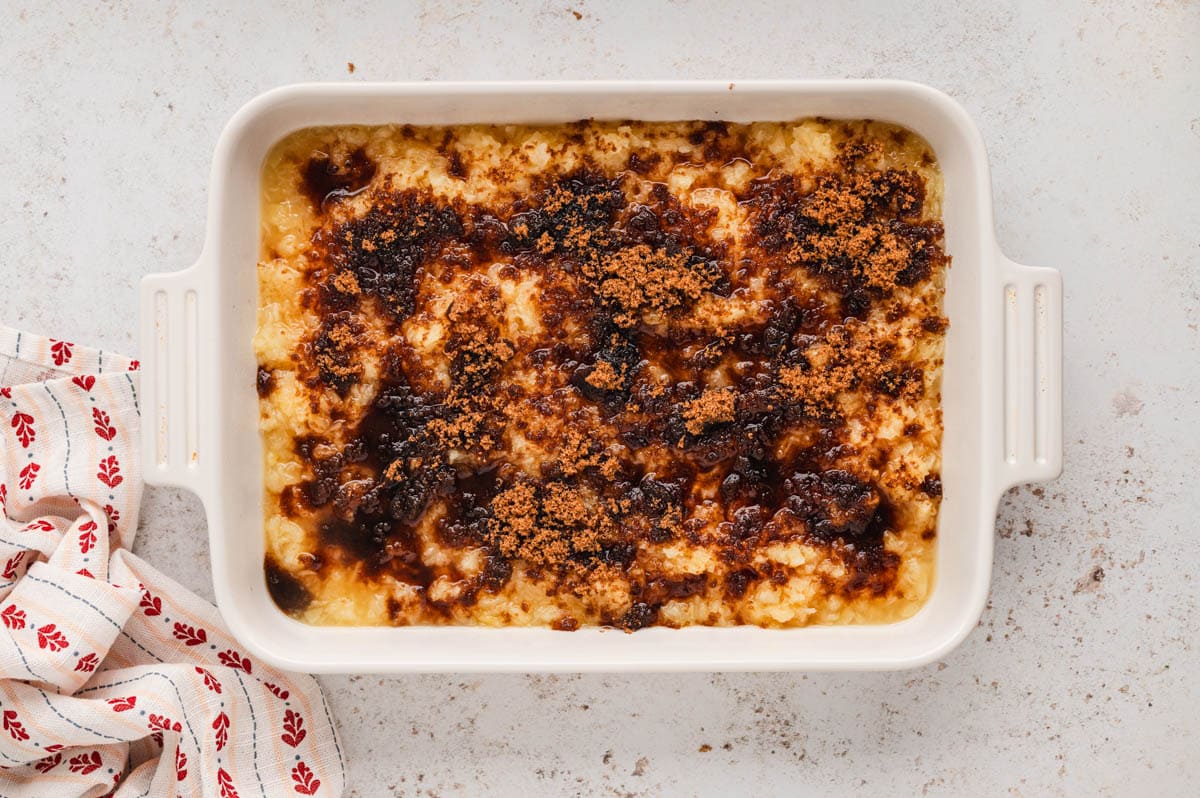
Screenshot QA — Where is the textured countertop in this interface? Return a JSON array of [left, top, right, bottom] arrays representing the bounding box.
[[2, 1, 1197, 795]]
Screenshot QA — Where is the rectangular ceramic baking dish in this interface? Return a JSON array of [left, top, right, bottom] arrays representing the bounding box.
[[138, 81, 1062, 672]]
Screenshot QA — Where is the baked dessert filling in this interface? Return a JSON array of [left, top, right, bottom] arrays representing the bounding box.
[[255, 119, 947, 630]]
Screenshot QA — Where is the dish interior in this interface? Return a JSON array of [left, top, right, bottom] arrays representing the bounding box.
[[254, 119, 948, 630]]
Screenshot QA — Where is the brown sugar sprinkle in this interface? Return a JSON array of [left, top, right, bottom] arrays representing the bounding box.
[[551, 427, 619, 478], [683, 387, 736, 435], [266, 123, 947, 627], [307, 312, 366, 394], [425, 403, 497, 455], [581, 243, 718, 327], [329, 269, 361, 296], [584, 360, 624, 391], [791, 172, 930, 289], [487, 480, 615, 568], [747, 163, 944, 314], [777, 321, 885, 408], [522, 173, 623, 255], [442, 276, 516, 385]]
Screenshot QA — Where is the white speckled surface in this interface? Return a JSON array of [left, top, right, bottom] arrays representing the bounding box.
[[2, 1, 1197, 794]]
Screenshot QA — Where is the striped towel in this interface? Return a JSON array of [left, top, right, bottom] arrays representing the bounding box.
[[0, 326, 344, 797]]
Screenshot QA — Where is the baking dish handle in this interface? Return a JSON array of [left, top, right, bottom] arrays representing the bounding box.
[[137, 260, 207, 492], [997, 256, 1063, 491]]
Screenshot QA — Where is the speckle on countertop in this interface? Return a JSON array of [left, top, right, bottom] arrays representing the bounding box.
[[4, 1, 1197, 796], [1112, 390, 1145, 417], [1074, 565, 1106, 594]]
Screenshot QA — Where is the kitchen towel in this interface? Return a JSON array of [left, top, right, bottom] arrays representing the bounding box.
[[0, 326, 345, 797]]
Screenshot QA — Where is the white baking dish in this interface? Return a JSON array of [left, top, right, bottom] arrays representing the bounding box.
[[138, 81, 1062, 672]]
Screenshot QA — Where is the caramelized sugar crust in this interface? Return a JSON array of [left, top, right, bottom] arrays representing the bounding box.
[[255, 120, 947, 629]]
